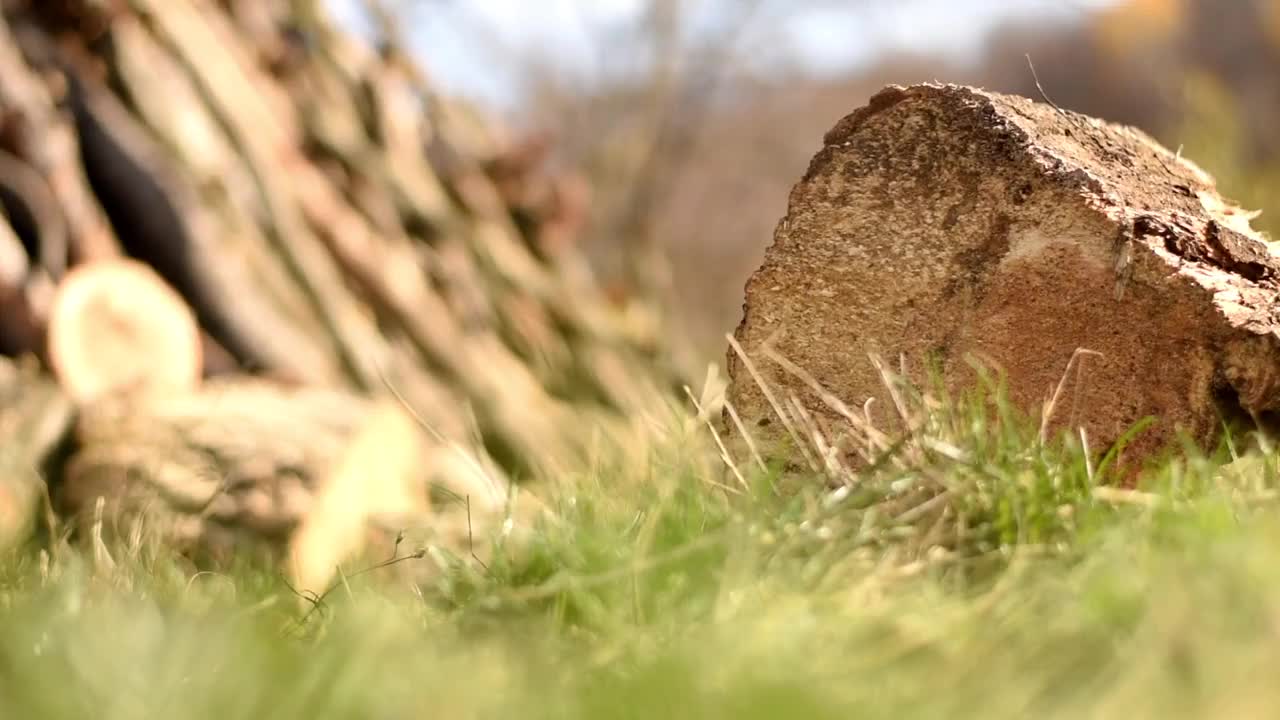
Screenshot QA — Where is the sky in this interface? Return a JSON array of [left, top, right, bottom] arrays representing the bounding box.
[[329, 0, 1120, 108]]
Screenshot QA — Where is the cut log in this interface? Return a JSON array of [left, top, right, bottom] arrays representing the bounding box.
[[46, 258, 202, 403], [727, 83, 1280, 474], [0, 0, 680, 569], [57, 379, 510, 573]]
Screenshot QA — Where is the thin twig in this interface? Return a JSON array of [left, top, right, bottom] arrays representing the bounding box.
[[287, 548, 428, 631], [1025, 54, 1068, 117]]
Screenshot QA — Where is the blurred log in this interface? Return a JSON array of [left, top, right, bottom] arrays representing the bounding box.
[[58, 381, 454, 566], [0, 356, 73, 550], [0, 147, 66, 279], [0, 8, 119, 263], [0, 216, 41, 356], [287, 398, 431, 596], [47, 258, 202, 403], [0, 0, 676, 561], [67, 56, 333, 381], [59, 377, 521, 585]]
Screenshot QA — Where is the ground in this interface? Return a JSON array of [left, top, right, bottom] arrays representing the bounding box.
[[2, 374, 1279, 719]]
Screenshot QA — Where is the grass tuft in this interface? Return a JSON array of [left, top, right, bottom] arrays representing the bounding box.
[[3, 360, 1280, 718]]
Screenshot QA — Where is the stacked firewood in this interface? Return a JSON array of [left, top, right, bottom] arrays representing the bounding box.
[[0, 0, 676, 591]]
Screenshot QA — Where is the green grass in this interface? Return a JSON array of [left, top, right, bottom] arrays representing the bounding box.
[[4, 372, 1280, 719]]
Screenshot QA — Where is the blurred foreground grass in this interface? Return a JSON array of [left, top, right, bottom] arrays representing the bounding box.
[[4, 369, 1280, 719]]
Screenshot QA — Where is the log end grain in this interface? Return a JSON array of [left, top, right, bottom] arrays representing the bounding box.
[[47, 258, 203, 403]]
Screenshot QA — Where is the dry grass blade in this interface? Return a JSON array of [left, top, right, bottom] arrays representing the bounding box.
[[1039, 348, 1103, 444], [868, 353, 925, 466], [725, 333, 820, 473], [788, 394, 854, 486], [1092, 486, 1163, 507], [893, 490, 952, 525], [760, 342, 891, 464], [723, 398, 767, 473], [684, 385, 748, 492], [1080, 426, 1094, 482]]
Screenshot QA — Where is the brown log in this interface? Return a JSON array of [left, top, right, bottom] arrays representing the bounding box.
[[57, 379, 507, 570], [131, 0, 391, 390], [0, 146, 66, 279], [0, 12, 119, 262], [0, 217, 41, 356], [729, 83, 1280, 475], [72, 35, 340, 382]]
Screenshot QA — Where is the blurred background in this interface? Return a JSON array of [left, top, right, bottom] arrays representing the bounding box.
[[350, 0, 1280, 369], [0, 0, 1275, 601]]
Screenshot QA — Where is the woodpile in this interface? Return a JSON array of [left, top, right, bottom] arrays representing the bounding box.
[[729, 83, 1280, 479], [0, 0, 674, 590]]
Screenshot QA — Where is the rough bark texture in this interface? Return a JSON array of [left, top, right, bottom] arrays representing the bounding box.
[[728, 83, 1280, 474]]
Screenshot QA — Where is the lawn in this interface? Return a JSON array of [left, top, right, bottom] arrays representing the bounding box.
[[2, 369, 1279, 719]]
